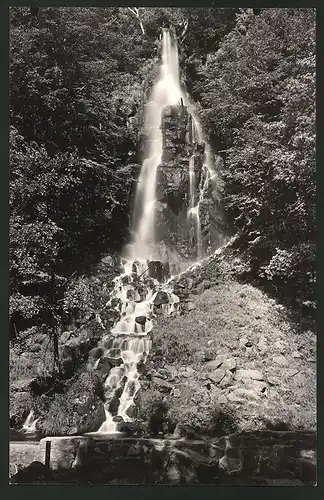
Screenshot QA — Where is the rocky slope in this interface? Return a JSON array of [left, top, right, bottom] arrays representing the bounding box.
[[136, 246, 316, 436]]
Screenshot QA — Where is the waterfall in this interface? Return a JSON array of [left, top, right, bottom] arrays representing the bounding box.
[[22, 410, 39, 433], [91, 29, 221, 435], [92, 261, 179, 434], [129, 29, 184, 262]]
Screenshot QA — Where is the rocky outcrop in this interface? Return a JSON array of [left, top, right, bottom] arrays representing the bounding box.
[[154, 104, 203, 260], [154, 103, 225, 260]]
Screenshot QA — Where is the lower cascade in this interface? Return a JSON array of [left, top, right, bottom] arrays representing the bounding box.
[[90, 259, 179, 434]]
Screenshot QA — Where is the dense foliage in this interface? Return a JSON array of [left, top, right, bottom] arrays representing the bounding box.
[[9, 7, 154, 338], [195, 8, 316, 314]]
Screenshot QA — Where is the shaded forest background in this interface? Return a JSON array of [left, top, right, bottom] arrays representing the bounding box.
[[9, 7, 315, 351]]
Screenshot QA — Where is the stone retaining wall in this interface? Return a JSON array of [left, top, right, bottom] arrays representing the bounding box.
[[36, 430, 316, 484]]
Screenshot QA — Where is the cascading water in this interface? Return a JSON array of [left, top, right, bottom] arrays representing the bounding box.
[[91, 29, 221, 434], [128, 29, 184, 261], [92, 261, 179, 434], [22, 410, 39, 433]]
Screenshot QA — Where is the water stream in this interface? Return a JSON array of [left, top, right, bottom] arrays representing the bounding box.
[[93, 28, 218, 434], [22, 411, 39, 433], [93, 260, 179, 434]]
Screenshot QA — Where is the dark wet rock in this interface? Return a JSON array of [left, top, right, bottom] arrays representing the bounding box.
[[126, 289, 135, 300], [112, 415, 124, 423], [153, 291, 169, 306], [135, 316, 147, 326], [148, 261, 170, 283], [110, 297, 121, 308], [89, 347, 105, 359], [95, 357, 113, 376], [173, 284, 190, 300], [151, 377, 173, 393]]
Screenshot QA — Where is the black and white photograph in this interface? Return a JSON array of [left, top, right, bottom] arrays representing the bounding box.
[[9, 6, 316, 485]]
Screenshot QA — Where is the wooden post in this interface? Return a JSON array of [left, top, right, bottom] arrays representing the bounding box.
[[45, 440, 51, 469]]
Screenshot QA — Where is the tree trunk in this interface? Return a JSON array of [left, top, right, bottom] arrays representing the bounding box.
[[50, 266, 61, 379]]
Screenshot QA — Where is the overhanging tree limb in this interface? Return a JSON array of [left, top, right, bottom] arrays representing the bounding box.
[[127, 7, 145, 34]]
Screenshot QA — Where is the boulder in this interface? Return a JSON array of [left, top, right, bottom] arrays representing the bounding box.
[[242, 379, 267, 393], [204, 349, 215, 362], [10, 461, 51, 484], [148, 261, 170, 283], [222, 358, 237, 372], [227, 388, 260, 403], [273, 355, 289, 366], [164, 365, 178, 380], [219, 370, 234, 389], [135, 316, 147, 326], [235, 369, 264, 381], [208, 369, 226, 384], [206, 355, 226, 370], [153, 291, 169, 306], [266, 376, 281, 386], [95, 357, 113, 376], [151, 377, 173, 393]]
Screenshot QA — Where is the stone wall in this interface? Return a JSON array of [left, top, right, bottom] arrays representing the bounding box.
[[31, 430, 316, 485]]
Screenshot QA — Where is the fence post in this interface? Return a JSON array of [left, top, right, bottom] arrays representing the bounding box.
[[45, 440, 51, 469]]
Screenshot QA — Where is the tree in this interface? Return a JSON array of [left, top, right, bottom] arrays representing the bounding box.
[[197, 8, 315, 310]]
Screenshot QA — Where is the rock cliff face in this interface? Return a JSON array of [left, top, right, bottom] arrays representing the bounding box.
[[154, 103, 222, 261]]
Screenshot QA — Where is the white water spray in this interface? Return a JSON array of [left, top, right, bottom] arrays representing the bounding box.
[[129, 29, 184, 261], [22, 410, 39, 433], [93, 260, 179, 434]]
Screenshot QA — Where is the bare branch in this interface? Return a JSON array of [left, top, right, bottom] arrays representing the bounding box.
[[127, 6, 145, 34]]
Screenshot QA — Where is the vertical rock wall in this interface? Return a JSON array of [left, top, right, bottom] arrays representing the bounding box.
[[155, 103, 218, 261]]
